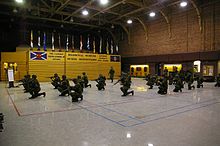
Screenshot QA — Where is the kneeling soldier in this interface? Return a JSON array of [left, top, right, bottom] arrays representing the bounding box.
[[57, 75, 70, 96], [29, 75, 46, 99], [70, 79, 83, 102]]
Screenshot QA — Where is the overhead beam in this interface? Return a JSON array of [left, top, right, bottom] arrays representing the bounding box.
[[40, 0, 50, 9], [64, 0, 93, 21], [159, 10, 171, 38], [68, 1, 120, 16], [50, 0, 70, 18], [89, 0, 125, 19], [188, 0, 202, 32], [134, 17, 148, 41]]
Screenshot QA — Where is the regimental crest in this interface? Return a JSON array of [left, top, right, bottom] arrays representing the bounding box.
[[110, 56, 120, 62], [30, 52, 47, 60]]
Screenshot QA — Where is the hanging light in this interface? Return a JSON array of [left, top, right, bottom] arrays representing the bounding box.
[[82, 10, 89, 16], [100, 0, 109, 5], [180, 1, 188, 7], [15, 0, 23, 3], [127, 19, 132, 24], [149, 12, 156, 17]]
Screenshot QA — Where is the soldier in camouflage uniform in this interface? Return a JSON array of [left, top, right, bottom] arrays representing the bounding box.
[[108, 67, 115, 83], [158, 77, 168, 95], [146, 74, 154, 89], [29, 75, 46, 99], [19, 74, 32, 93], [70, 79, 83, 102], [57, 75, 70, 96], [215, 74, 220, 87], [173, 78, 183, 92], [196, 75, 204, 88], [82, 72, 91, 88], [77, 75, 84, 90], [120, 76, 134, 96], [96, 74, 106, 90], [0, 113, 4, 132], [51, 73, 61, 89]]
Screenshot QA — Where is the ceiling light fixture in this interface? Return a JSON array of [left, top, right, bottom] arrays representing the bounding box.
[[127, 19, 132, 24], [15, 0, 23, 3], [100, 0, 109, 5], [180, 1, 188, 7], [13, 8, 18, 13], [149, 12, 156, 17], [82, 10, 89, 16], [70, 17, 73, 22]]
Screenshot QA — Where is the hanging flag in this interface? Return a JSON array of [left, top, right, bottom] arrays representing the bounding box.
[[66, 34, 69, 52], [52, 33, 55, 51], [80, 35, 83, 51], [30, 52, 47, 60], [72, 35, 74, 52], [116, 44, 119, 54], [106, 38, 109, 54], [99, 37, 102, 53], [37, 31, 41, 51], [30, 30, 33, 50], [58, 33, 61, 52], [43, 32, 47, 51], [110, 39, 114, 54], [87, 34, 90, 50], [93, 37, 96, 53]]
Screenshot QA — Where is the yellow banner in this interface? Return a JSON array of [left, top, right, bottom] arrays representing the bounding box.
[[29, 51, 120, 63], [47, 52, 65, 61], [66, 52, 98, 62]]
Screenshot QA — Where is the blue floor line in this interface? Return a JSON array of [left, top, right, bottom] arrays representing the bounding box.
[[74, 104, 127, 127], [134, 98, 217, 121], [128, 101, 219, 127]]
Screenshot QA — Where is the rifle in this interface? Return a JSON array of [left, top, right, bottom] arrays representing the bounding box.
[[113, 79, 121, 86]]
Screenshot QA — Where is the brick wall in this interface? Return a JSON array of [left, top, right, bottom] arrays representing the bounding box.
[[119, 2, 220, 57]]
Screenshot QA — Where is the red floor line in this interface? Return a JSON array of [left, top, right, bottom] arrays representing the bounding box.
[[6, 89, 21, 116], [21, 107, 84, 117]]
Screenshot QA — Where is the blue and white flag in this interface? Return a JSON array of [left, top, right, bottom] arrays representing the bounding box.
[[93, 37, 95, 53], [52, 33, 54, 51], [30, 30, 33, 49], [116, 44, 119, 54], [80, 35, 83, 50], [87, 34, 90, 50], [37, 31, 41, 50], [72, 35, 74, 51], [30, 52, 47, 60], [58, 33, 61, 51], [110, 40, 114, 54], [99, 37, 102, 53], [66, 34, 69, 52], [43, 32, 47, 51], [106, 38, 109, 54]]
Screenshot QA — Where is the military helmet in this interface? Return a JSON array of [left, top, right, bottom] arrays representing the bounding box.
[[62, 75, 66, 79], [32, 74, 37, 79]]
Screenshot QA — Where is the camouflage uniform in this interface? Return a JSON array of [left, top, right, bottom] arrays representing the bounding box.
[[51, 73, 61, 89], [215, 74, 220, 87], [120, 77, 134, 96], [196, 76, 203, 88], [158, 77, 168, 95], [57, 75, 70, 96], [29, 75, 46, 99], [109, 67, 115, 83], [82, 72, 91, 88], [146, 75, 154, 89], [70, 79, 83, 102], [96, 74, 106, 90], [173, 78, 183, 92]]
